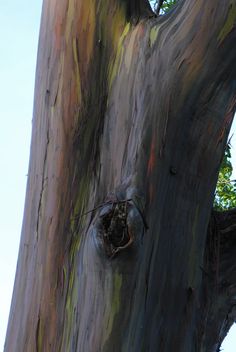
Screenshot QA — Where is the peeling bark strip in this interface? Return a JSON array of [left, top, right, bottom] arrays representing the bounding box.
[[4, 0, 236, 351]]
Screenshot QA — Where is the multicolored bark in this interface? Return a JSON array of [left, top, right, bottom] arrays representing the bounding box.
[[5, 0, 236, 351]]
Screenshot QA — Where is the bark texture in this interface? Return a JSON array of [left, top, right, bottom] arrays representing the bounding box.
[[5, 0, 236, 351]]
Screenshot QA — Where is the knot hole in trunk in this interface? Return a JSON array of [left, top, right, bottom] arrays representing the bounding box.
[[93, 198, 146, 259]]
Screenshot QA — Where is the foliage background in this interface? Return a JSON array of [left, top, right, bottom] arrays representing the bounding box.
[[214, 142, 236, 210]]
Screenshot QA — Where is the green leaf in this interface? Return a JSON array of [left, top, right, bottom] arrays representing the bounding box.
[[214, 142, 236, 210], [150, 0, 177, 14]]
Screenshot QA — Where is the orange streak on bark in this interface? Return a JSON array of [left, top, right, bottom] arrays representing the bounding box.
[[148, 135, 157, 203], [54, 21, 62, 51], [53, 2, 68, 51], [77, 1, 95, 67], [149, 183, 155, 203], [148, 136, 156, 176]]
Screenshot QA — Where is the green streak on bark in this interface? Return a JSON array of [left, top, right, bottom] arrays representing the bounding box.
[[61, 266, 76, 351], [103, 271, 122, 345], [36, 318, 43, 352], [108, 23, 131, 89], [149, 25, 160, 47], [71, 175, 90, 233], [61, 205, 85, 350], [72, 38, 82, 106], [218, 3, 236, 43]]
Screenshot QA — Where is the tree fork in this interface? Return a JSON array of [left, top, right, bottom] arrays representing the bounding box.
[[5, 0, 236, 351]]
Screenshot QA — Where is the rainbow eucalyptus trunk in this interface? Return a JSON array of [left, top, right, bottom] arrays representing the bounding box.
[[5, 0, 236, 351]]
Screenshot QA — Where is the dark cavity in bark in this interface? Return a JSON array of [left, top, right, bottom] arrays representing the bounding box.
[[93, 195, 146, 259]]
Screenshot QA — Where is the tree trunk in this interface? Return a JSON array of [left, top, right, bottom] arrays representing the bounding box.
[[5, 0, 236, 351]]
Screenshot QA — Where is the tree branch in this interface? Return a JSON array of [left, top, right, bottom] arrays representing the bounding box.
[[203, 209, 236, 350], [123, 0, 154, 19], [214, 208, 236, 289]]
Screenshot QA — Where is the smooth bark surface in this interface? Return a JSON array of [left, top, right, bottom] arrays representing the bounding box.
[[5, 0, 236, 351]]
